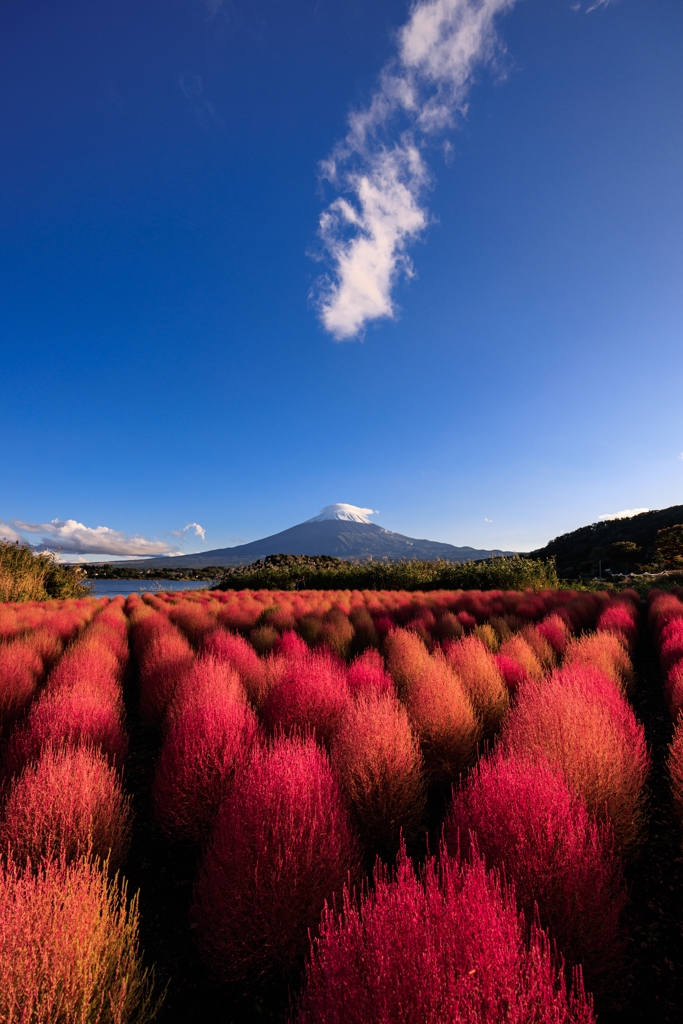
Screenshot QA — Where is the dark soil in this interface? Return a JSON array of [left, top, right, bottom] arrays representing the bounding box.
[[121, 617, 683, 1023]]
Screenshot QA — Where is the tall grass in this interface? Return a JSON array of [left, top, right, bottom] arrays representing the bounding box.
[[0, 541, 91, 602]]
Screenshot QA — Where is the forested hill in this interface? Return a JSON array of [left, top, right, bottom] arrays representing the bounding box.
[[532, 505, 683, 576]]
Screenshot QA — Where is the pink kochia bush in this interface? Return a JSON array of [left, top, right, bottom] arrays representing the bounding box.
[[331, 692, 425, 859], [502, 664, 649, 855], [385, 629, 479, 780], [0, 745, 132, 870], [0, 855, 157, 1024], [261, 636, 350, 747], [153, 658, 259, 841], [293, 849, 595, 1024], [200, 628, 269, 708], [193, 735, 360, 986], [445, 751, 626, 987], [129, 604, 194, 724], [443, 635, 509, 735]]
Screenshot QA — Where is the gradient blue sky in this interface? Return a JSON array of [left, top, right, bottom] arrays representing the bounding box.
[[1, 0, 682, 559]]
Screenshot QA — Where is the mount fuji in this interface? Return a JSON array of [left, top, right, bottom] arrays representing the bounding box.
[[117, 505, 513, 568]]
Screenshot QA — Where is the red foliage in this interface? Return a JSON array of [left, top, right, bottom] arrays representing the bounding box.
[[133, 613, 194, 724], [669, 718, 683, 823], [501, 664, 649, 855], [200, 628, 269, 707], [443, 635, 509, 735], [445, 751, 626, 987], [154, 660, 259, 841], [537, 614, 570, 658], [331, 691, 425, 858], [666, 661, 683, 722], [563, 632, 635, 695], [385, 629, 480, 780], [0, 855, 154, 1023], [0, 639, 43, 731], [192, 735, 360, 985], [346, 649, 394, 698], [261, 644, 350, 747], [0, 745, 131, 869], [293, 848, 595, 1024], [660, 618, 683, 674], [597, 602, 639, 653]]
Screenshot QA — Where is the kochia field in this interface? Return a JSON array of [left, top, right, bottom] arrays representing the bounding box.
[[1, 585, 682, 1023]]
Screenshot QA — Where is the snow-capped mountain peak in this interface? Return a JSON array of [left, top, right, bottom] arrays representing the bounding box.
[[306, 503, 378, 525]]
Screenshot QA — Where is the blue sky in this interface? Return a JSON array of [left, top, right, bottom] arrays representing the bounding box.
[[1, 0, 682, 559]]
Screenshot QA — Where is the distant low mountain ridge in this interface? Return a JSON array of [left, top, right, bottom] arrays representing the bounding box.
[[115, 504, 513, 569]]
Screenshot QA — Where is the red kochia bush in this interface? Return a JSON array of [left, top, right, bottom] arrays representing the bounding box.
[[445, 752, 626, 987], [261, 645, 350, 748], [154, 661, 259, 842], [443, 636, 509, 736], [200, 629, 269, 708], [502, 664, 649, 855], [131, 609, 194, 724], [346, 649, 394, 698], [660, 618, 683, 674], [666, 661, 683, 722], [331, 692, 425, 859], [0, 746, 131, 870], [563, 631, 635, 695], [293, 849, 595, 1024], [385, 629, 479, 780], [597, 602, 639, 653], [193, 735, 360, 985], [0, 640, 43, 730], [537, 614, 570, 659], [669, 719, 683, 825], [0, 856, 156, 1024]]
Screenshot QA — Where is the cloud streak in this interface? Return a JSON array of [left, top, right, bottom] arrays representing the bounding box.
[[10, 519, 180, 557], [315, 0, 516, 340]]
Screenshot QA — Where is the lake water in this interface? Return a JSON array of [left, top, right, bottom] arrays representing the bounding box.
[[88, 579, 218, 598]]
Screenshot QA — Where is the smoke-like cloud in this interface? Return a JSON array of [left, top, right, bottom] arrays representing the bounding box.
[[598, 508, 650, 521], [183, 522, 206, 541], [314, 0, 517, 340], [10, 519, 180, 557]]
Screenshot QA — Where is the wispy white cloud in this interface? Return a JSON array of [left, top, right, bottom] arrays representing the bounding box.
[[585, 0, 617, 13], [0, 521, 23, 543], [598, 508, 649, 521], [315, 0, 516, 340], [10, 519, 179, 557], [183, 522, 206, 541]]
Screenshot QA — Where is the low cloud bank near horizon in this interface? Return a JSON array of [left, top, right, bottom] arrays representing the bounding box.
[[2, 518, 207, 556]]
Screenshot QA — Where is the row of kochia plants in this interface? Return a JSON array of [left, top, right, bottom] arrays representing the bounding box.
[[0, 584, 674, 1022]]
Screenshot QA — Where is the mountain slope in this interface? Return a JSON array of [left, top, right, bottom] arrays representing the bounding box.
[[114, 505, 513, 569]]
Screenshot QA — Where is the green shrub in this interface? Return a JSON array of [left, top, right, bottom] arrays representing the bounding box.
[[214, 554, 559, 593], [0, 542, 92, 602]]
